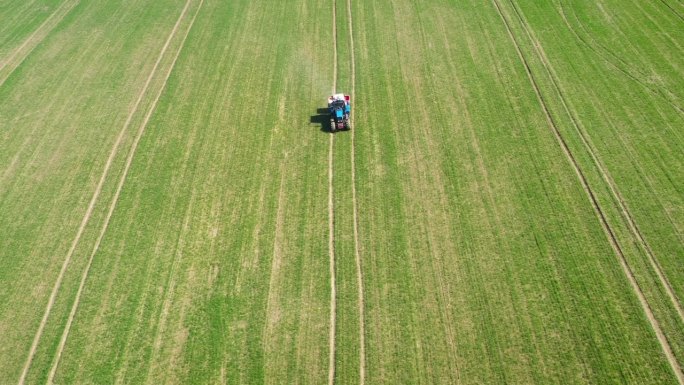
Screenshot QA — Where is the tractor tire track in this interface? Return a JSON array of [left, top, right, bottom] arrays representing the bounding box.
[[509, 0, 684, 325], [0, 0, 79, 87], [18, 1, 199, 383], [490, 1, 684, 383], [328, 2, 338, 384], [327, 133, 337, 385], [345, 0, 366, 383], [47, 0, 204, 382]]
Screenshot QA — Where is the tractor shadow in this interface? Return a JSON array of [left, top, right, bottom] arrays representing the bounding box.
[[310, 108, 331, 133]]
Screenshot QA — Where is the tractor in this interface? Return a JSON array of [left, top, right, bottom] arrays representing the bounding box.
[[328, 93, 351, 132]]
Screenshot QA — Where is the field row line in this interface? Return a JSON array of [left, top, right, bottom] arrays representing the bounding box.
[[345, 0, 366, 383], [0, 0, 79, 88], [507, 0, 684, 325], [328, 1, 338, 384], [18, 0, 201, 383], [489, 0, 684, 383]]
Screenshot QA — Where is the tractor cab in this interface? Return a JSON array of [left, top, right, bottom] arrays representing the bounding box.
[[330, 99, 346, 110]]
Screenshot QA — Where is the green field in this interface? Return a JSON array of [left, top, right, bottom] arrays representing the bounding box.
[[1, 0, 683, 383]]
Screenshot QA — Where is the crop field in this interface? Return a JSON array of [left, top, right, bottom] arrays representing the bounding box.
[[0, 0, 682, 384]]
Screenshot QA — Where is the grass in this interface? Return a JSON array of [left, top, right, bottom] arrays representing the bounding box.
[[0, 0, 61, 58], [494, 0, 684, 368], [0, 0, 189, 382], [13, 0, 334, 383], [0, 0, 682, 383], [352, 0, 682, 382]]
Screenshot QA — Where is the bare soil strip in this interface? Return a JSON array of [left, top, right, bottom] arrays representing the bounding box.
[[508, 0, 684, 324], [17, 1, 197, 383], [46, 1, 204, 382], [0, 0, 79, 87], [345, 0, 365, 383], [490, 0, 684, 383], [328, 2, 338, 384]]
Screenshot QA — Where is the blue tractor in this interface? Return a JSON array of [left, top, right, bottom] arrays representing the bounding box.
[[328, 93, 351, 132]]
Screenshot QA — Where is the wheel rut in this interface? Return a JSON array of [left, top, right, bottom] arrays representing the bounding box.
[[328, 2, 338, 384], [345, 0, 366, 383], [18, 0, 202, 383], [329, 1, 365, 383], [490, 0, 684, 383]]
